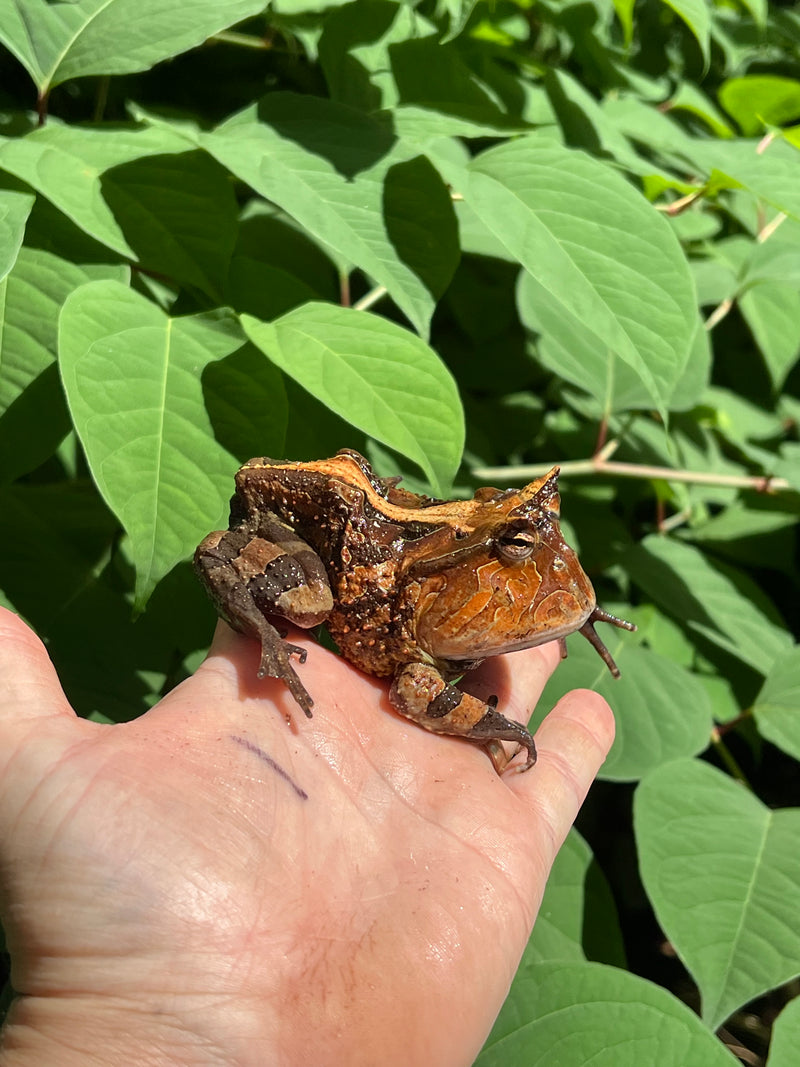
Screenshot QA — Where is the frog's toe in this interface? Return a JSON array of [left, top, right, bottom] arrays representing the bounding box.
[[468, 707, 537, 771], [253, 626, 315, 717]]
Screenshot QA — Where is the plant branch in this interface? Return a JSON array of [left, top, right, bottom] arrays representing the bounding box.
[[471, 456, 791, 492], [353, 285, 388, 312], [210, 30, 274, 49], [705, 297, 734, 331]]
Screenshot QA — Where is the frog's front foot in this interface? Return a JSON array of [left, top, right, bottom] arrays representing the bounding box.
[[389, 663, 537, 774]]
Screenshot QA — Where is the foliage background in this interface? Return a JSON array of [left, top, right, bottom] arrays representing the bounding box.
[[1, 0, 799, 1062]]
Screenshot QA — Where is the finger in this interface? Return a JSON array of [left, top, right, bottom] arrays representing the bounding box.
[[0, 607, 75, 727], [510, 688, 615, 859]]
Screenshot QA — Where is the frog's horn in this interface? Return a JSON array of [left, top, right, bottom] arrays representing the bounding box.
[[512, 466, 561, 519], [535, 466, 561, 514]]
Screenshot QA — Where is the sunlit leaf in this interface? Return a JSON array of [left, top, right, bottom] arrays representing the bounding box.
[[636, 759, 800, 1029], [241, 303, 463, 493], [59, 280, 286, 606]]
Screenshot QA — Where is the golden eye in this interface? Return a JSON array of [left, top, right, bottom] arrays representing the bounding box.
[[497, 530, 537, 562]]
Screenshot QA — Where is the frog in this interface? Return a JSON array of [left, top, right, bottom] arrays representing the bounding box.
[[194, 449, 634, 773]]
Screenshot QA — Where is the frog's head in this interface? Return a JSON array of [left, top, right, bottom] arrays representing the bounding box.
[[411, 469, 633, 673]]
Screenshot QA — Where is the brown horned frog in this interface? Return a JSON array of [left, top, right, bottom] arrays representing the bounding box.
[[194, 449, 634, 773]]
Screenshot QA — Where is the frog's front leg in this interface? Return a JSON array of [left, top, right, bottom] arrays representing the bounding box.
[[194, 513, 333, 717], [389, 663, 537, 774]]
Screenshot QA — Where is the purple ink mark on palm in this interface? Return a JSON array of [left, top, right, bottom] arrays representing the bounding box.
[[230, 735, 309, 800]]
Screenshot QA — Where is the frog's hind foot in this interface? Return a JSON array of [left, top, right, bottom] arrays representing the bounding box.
[[254, 625, 315, 718], [390, 662, 536, 775]]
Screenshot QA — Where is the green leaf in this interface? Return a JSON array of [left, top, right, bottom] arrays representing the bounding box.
[[0, 188, 34, 282], [0, 123, 190, 256], [476, 960, 739, 1066], [58, 280, 286, 607], [767, 997, 800, 1067], [241, 302, 464, 494], [200, 93, 459, 338], [463, 134, 698, 417], [100, 150, 239, 300], [521, 830, 591, 965], [0, 0, 268, 93], [0, 482, 118, 628], [738, 282, 800, 390], [540, 641, 713, 781], [612, 0, 636, 46], [737, 0, 767, 26], [635, 759, 800, 1029], [318, 1, 436, 111], [0, 247, 128, 481], [543, 69, 659, 176], [694, 138, 800, 223], [224, 209, 338, 322], [660, 0, 710, 67], [517, 272, 655, 414], [625, 536, 793, 675], [667, 84, 735, 139], [753, 646, 800, 763], [720, 76, 800, 136]]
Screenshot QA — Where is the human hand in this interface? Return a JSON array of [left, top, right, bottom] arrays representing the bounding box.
[[0, 606, 613, 1067]]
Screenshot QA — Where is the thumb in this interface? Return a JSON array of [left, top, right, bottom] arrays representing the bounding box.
[[0, 607, 75, 733]]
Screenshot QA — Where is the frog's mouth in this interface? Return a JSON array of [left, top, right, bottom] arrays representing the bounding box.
[[578, 606, 637, 678]]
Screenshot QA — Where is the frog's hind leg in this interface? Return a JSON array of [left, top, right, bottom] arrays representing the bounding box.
[[389, 663, 537, 774]]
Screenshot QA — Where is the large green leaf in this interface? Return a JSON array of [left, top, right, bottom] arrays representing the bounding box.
[[200, 94, 459, 338], [521, 830, 591, 965], [753, 646, 800, 763], [625, 536, 793, 675], [0, 0, 267, 92], [0, 247, 128, 482], [0, 123, 189, 256], [462, 135, 698, 416], [540, 640, 713, 781], [636, 759, 800, 1029], [517, 270, 709, 414], [241, 302, 464, 494], [100, 150, 239, 300], [476, 960, 739, 1066], [58, 280, 287, 606]]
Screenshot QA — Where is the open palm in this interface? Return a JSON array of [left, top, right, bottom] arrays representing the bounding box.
[[0, 606, 613, 1067]]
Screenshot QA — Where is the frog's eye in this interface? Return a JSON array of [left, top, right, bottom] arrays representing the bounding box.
[[496, 529, 538, 562]]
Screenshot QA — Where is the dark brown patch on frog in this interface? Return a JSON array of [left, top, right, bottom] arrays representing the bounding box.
[[426, 685, 462, 719]]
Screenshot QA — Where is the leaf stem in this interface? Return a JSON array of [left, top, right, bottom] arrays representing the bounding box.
[[36, 89, 49, 126], [710, 727, 752, 790], [93, 76, 110, 123], [471, 457, 791, 492]]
